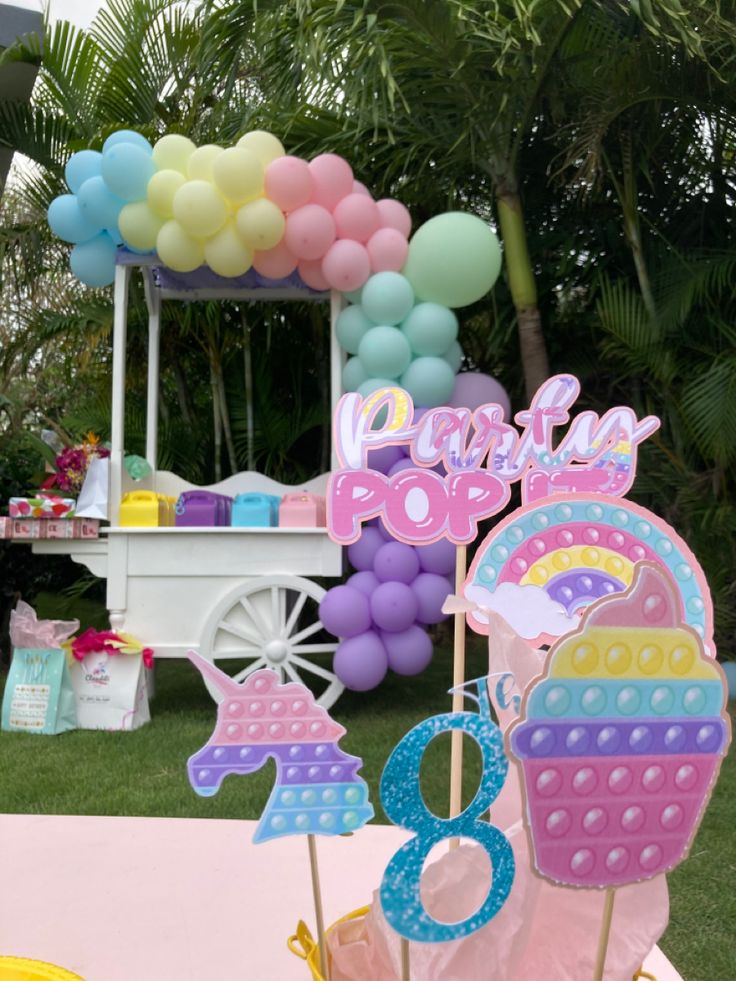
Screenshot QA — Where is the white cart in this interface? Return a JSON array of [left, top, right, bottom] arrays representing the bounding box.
[[33, 257, 347, 707]]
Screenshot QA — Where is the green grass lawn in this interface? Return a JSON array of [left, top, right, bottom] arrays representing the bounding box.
[[1, 640, 734, 980]]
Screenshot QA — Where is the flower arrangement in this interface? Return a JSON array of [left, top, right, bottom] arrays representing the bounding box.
[[69, 628, 154, 668], [42, 433, 110, 497]]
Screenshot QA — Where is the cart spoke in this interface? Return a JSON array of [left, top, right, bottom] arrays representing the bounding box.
[[238, 595, 270, 640], [212, 647, 262, 659], [218, 620, 263, 647], [289, 618, 324, 645], [283, 661, 302, 685], [291, 643, 339, 655], [231, 658, 269, 684], [271, 586, 281, 634], [290, 654, 340, 682], [283, 590, 308, 638]]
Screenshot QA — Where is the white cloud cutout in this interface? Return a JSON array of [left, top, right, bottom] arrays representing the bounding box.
[[464, 581, 579, 641]]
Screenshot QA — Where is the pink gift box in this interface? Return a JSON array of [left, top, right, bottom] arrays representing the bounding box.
[[8, 495, 76, 519], [11, 519, 47, 539], [278, 492, 326, 528], [0, 517, 12, 539], [44, 519, 100, 539]]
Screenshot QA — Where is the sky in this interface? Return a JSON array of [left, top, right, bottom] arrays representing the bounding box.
[[48, 0, 104, 27]]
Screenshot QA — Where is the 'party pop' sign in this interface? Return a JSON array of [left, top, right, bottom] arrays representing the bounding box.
[[326, 375, 659, 545]]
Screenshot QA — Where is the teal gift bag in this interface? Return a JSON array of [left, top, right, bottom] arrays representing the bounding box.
[[1, 601, 78, 735]]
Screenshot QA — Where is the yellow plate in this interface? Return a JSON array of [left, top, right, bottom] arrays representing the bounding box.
[[0, 958, 85, 981]]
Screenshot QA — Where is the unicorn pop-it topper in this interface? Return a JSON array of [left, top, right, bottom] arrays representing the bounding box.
[[508, 563, 730, 889], [186, 652, 373, 842]]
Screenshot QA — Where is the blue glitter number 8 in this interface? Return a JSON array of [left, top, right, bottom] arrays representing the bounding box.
[[379, 679, 515, 943]]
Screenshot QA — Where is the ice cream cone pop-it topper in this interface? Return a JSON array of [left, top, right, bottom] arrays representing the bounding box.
[[186, 653, 373, 842], [508, 563, 730, 889]]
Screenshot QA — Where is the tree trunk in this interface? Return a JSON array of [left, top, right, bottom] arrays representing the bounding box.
[[241, 312, 255, 471], [496, 189, 550, 400], [210, 363, 222, 483], [216, 365, 238, 476]]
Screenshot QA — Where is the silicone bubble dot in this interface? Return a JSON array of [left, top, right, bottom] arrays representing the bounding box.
[[507, 526, 524, 543], [532, 512, 550, 530], [322, 788, 337, 804], [290, 722, 305, 737], [319, 813, 336, 829], [581, 686, 607, 715], [529, 567, 549, 585], [286, 766, 299, 779], [675, 563, 692, 581], [295, 814, 311, 830], [557, 529, 574, 547], [650, 686, 675, 715], [621, 805, 645, 833], [572, 767, 598, 796], [491, 545, 509, 562], [642, 765, 666, 793], [315, 744, 329, 757], [605, 643, 632, 675], [536, 768, 563, 797], [675, 764, 698, 791], [639, 844, 663, 872], [226, 724, 242, 739], [570, 848, 595, 877], [612, 510, 630, 527], [629, 725, 653, 753], [643, 592, 668, 623], [246, 723, 262, 738], [635, 521, 651, 538], [530, 726, 555, 756], [529, 538, 547, 556], [597, 726, 621, 753], [254, 675, 273, 692], [213, 747, 227, 760], [292, 699, 307, 715], [198, 769, 211, 781], [239, 747, 252, 759], [559, 586, 574, 603], [566, 726, 590, 753], [546, 809, 572, 837], [670, 645, 695, 676], [694, 624, 705, 638], [655, 538, 673, 556], [582, 807, 608, 836], [605, 557, 625, 577], [511, 557, 528, 575], [617, 686, 641, 716], [344, 786, 362, 804], [577, 575, 594, 592], [572, 643, 599, 675], [608, 765, 633, 794], [308, 765, 321, 780], [271, 815, 287, 831], [583, 527, 600, 544], [268, 722, 284, 738], [248, 701, 264, 716], [630, 545, 646, 561], [555, 504, 573, 521], [602, 582, 617, 594], [329, 765, 343, 778], [582, 547, 600, 566], [281, 790, 296, 806], [683, 686, 707, 714], [638, 645, 663, 675], [552, 553, 572, 570], [608, 531, 625, 549], [696, 724, 719, 752], [664, 725, 687, 752], [687, 597, 704, 615], [270, 700, 286, 715], [479, 565, 497, 583], [310, 721, 325, 735], [343, 811, 361, 829], [586, 504, 604, 520], [301, 790, 317, 804], [660, 803, 684, 831], [227, 701, 244, 717], [606, 847, 630, 874], [544, 685, 572, 716]]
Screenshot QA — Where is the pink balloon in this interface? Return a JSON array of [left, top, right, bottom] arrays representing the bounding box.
[[284, 204, 336, 260], [253, 240, 298, 279], [333, 193, 381, 243], [308, 153, 354, 210], [352, 180, 372, 197], [298, 257, 330, 291], [376, 198, 412, 238], [321, 239, 371, 292], [449, 371, 511, 419], [264, 156, 313, 213], [367, 227, 409, 272]]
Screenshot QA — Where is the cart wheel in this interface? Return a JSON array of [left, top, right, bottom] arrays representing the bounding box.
[[199, 575, 344, 709]]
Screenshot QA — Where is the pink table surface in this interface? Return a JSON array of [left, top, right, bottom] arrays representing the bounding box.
[[0, 815, 681, 981]]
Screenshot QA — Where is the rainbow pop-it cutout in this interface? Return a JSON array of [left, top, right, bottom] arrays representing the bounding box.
[[508, 562, 730, 888], [187, 652, 373, 842]]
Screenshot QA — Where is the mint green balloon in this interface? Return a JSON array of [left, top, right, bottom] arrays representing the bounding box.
[[403, 212, 502, 308], [443, 340, 464, 373], [400, 357, 456, 408], [336, 304, 373, 354], [361, 271, 414, 325], [401, 302, 458, 357], [359, 325, 412, 378], [343, 356, 369, 391]]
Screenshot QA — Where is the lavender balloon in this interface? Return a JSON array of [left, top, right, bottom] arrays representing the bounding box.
[[449, 371, 511, 420], [319, 585, 372, 638], [411, 572, 452, 625], [382, 626, 433, 676], [370, 582, 419, 632], [348, 570, 381, 597], [347, 527, 385, 570], [416, 538, 456, 576], [373, 542, 421, 584], [367, 442, 405, 475], [333, 631, 388, 691]]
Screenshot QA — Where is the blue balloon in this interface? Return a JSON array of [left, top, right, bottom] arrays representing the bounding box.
[[48, 194, 100, 244], [342, 356, 369, 391], [70, 232, 117, 287], [103, 129, 153, 155], [400, 356, 456, 408], [443, 340, 464, 373], [106, 225, 124, 246], [64, 150, 103, 194], [77, 176, 125, 230], [101, 143, 156, 202]]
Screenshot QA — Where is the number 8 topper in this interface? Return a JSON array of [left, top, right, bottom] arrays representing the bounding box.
[[379, 677, 515, 943]]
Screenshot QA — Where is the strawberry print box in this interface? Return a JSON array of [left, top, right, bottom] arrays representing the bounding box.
[[9, 496, 76, 519]]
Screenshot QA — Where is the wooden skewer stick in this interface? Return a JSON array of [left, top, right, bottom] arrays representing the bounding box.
[[307, 833, 329, 980], [449, 544, 468, 848], [592, 888, 616, 981], [401, 937, 410, 981]]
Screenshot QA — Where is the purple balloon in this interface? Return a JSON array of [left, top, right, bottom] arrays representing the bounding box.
[[387, 457, 417, 477], [411, 572, 452, 624], [370, 581, 419, 632], [449, 372, 511, 419], [373, 542, 421, 584], [333, 631, 388, 691], [347, 570, 380, 596], [347, 527, 385, 571], [382, 625, 433, 676], [319, 585, 372, 638], [366, 443, 405, 475], [416, 538, 457, 575]]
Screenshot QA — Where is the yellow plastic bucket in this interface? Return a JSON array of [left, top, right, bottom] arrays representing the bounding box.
[[0, 959, 85, 981], [288, 906, 371, 981]]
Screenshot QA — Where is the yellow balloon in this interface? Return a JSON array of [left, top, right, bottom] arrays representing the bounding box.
[[152, 134, 196, 174], [156, 220, 205, 272], [235, 197, 285, 251], [172, 180, 228, 238], [147, 169, 186, 218], [118, 201, 164, 251], [212, 147, 263, 204], [187, 144, 224, 181], [237, 130, 285, 166], [204, 221, 254, 278]]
